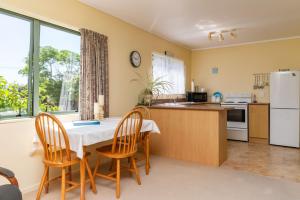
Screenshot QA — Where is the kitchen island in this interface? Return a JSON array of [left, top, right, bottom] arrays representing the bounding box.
[[149, 103, 228, 166]]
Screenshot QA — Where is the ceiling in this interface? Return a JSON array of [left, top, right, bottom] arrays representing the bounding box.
[[79, 0, 300, 50]]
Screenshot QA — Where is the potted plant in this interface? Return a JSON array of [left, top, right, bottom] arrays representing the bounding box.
[[131, 72, 172, 106]]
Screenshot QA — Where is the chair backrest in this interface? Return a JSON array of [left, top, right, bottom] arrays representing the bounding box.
[[35, 112, 71, 164], [133, 106, 151, 119], [112, 110, 143, 154]]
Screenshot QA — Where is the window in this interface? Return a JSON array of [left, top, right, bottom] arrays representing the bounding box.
[[39, 25, 80, 112], [0, 9, 80, 119], [152, 53, 185, 95], [0, 12, 31, 118]]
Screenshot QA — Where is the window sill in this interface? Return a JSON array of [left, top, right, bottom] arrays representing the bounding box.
[[0, 117, 34, 124], [0, 113, 79, 124]]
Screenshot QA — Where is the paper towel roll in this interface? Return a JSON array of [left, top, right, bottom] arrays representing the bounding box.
[[191, 80, 195, 92]]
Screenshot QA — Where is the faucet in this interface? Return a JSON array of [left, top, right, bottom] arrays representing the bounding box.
[[172, 96, 179, 103], [169, 95, 176, 103]]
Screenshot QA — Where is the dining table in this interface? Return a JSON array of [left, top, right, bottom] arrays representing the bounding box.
[[42, 117, 160, 200]]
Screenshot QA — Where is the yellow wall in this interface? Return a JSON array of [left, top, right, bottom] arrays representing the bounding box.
[[191, 38, 300, 102], [0, 114, 79, 192], [2, 0, 300, 193], [1, 0, 191, 116], [0, 0, 190, 192]]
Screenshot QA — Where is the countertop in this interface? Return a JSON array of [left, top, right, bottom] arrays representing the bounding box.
[[149, 102, 230, 111], [248, 103, 270, 105]]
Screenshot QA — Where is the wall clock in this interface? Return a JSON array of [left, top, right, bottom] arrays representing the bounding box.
[[130, 51, 141, 68]]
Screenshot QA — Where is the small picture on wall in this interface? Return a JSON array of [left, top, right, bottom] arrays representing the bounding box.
[[211, 67, 219, 74]]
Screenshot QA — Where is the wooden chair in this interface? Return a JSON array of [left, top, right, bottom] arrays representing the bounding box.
[[132, 106, 151, 174], [133, 105, 151, 120], [93, 110, 143, 199], [0, 167, 22, 200], [35, 112, 95, 200]]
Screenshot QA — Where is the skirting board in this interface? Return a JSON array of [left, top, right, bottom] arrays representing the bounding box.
[[21, 158, 102, 195]]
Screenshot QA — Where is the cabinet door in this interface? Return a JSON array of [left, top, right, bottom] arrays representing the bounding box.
[[249, 104, 269, 139]]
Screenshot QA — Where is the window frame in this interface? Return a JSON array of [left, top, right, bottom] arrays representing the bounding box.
[[151, 52, 186, 98], [0, 8, 80, 120]]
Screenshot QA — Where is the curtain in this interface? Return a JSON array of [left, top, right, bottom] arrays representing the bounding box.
[[79, 29, 109, 120], [152, 53, 185, 95]]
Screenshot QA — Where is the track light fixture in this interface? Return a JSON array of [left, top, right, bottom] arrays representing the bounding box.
[[208, 29, 237, 42]]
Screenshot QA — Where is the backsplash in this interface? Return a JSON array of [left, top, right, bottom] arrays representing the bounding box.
[[252, 86, 270, 103]]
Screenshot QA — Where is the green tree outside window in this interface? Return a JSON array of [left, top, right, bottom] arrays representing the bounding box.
[[0, 46, 80, 117]]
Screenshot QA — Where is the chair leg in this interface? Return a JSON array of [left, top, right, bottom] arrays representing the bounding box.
[[145, 134, 151, 175], [93, 158, 100, 177], [145, 143, 151, 169], [68, 166, 72, 187], [85, 158, 97, 193], [131, 157, 141, 185], [44, 166, 49, 193], [36, 166, 49, 200], [80, 159, 86, 200], [61, 168, 66, 200], [116, 159, 121, 199]]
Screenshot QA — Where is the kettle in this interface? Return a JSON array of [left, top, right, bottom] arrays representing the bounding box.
[[212, 91, 223, 103]]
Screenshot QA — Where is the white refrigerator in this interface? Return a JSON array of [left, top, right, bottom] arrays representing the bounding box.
[[270, 71, 300, 148]]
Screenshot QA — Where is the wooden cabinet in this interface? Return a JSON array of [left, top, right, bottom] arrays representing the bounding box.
[[149, 108, 228, 166], [249, 104, 269, 142]]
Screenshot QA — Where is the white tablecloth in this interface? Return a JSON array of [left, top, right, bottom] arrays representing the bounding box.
[[33, 117, 160, 159]]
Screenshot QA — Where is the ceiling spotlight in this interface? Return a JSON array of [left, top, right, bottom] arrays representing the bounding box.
[[208, 32, 213, 40], [230, 31, 237, 39], [218, 33, 224, 41]]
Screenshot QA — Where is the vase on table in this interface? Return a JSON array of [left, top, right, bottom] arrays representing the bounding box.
[[144, 94, 152, 106]]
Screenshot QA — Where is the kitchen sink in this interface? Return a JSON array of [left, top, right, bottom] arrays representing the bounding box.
[[157, 102, 204, 106]]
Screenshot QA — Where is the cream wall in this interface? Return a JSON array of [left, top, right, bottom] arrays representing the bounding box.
[[0, 114, 79, 192], [0, 0, 190, 193], [1, 0, 191, 116], [191, 38, 300, 102], [2, 0, 300, 194]]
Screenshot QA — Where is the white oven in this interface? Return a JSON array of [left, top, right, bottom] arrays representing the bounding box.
[[222, 104, 248, 129], [221, 103, 248, 141], [221, 93, 251, 142]]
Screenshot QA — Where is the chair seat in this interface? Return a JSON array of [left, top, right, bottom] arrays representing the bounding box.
[[96, 144, 137, 159], [43, 151, 90, 167], [0, 184, 22, 200]]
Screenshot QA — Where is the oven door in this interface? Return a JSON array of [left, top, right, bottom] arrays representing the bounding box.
[[224, 105, 248, 129]]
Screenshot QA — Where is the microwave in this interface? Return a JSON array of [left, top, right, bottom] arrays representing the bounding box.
[[186, 92, 208, 102]]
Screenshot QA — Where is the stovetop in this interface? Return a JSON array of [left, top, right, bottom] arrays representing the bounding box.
[[222, 101, 249, 104], [222, 93, 252, 105]]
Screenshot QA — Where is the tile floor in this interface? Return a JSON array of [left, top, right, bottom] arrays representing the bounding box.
[[222, 141, 300, 182]]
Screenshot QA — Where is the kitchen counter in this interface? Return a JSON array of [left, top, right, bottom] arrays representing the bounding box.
[[150, 102, 228, 111], [149, 103, 228, 166], [248, 103, 270, 105]]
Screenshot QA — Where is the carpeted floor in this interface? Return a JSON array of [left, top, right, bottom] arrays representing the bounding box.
[[24, 155, 300, 200]]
